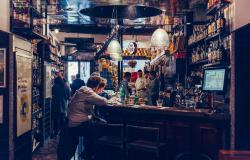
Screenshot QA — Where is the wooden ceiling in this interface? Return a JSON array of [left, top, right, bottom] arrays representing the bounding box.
[[48, 0, 190, 23], [47, 0, 206, 34]]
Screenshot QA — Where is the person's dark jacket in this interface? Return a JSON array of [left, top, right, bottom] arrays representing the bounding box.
[[70, 78, 85, 96], [150, 78, 160, 97], [52, 77, 71, 115]]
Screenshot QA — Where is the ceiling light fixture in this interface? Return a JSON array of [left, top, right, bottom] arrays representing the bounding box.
[[54, 29, 60, 34], [151, 11, 169, 48], [107, 39, 122, 61], [151, 28, 169, 48], [107, 6, 122, 61]]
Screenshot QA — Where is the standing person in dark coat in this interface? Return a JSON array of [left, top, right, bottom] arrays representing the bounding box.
[[120, 72, 132, 97], [70, 73, 85, 96], [149, 71, 160, 106], [52, 73, 71, 137]]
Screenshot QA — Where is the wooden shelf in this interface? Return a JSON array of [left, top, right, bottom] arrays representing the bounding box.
[[13, 27, 46, 40], [189, 59, 227, 67], [189, 59, 210, 66], [31, 7, 43, 18], [32, 109, 42, 116], [122, 56, 150, 60], [207, 1, 231, 16], [188, 31, 230, 48], [188, 37, 206, 47], [13, 19, 30, 28]]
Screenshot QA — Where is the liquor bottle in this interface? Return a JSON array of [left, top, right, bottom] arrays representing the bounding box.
[[207, 42, 212, 62], [134, 93, 139, 105], [195, 48, 199, 62], [215, 40, 221, 61], [119, 86, 125, 103], [197, 46, 201, 61], [208, 23, 212, 36], [192, 49, 195, 63], [219, 11, 226, 32], [202, 45, 207, 60]]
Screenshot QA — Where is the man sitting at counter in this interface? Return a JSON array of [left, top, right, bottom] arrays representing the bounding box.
[[65, 76, 108, 160]]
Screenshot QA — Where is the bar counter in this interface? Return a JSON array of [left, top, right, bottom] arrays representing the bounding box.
[[95, 104, 230, 159]]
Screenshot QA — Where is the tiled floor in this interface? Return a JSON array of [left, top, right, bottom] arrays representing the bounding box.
[[32, 137, 82, 160], [32, 138, 58, 160]]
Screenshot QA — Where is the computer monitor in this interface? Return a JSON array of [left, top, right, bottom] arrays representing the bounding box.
[[202, 67, 227, 92]]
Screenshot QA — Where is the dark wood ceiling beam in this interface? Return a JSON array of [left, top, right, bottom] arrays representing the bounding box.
[[49, 24, 157, 35]]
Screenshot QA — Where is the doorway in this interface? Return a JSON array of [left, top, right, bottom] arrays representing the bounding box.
[[67, 61, 91, 84]]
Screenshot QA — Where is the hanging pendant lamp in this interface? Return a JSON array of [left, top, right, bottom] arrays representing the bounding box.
[[151, 28, 170, 48], [107, 39, 122, 61], [111, 53, 123, 61]]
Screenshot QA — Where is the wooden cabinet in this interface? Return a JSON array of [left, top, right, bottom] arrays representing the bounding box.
[[195, 123, 221, 160], [96, 106, 229, 159], [170, 122, 192, 153]]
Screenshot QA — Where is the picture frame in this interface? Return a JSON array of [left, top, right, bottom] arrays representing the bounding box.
[[15, 48, 32, 136], [0, 95, 3, 124], [0, 48, 6, 88]]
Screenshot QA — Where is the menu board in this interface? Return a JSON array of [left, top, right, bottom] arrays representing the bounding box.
[[16, 48, 32, 136], [203, 68, 226, 91]]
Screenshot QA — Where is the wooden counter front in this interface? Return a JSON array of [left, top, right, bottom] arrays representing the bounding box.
[[95, 105, 230, 160], [219, 150, 250, 160]]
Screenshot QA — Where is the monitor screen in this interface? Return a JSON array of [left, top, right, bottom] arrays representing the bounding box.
[[202, 68, 226, 91]]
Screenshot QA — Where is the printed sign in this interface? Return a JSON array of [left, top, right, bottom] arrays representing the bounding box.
[[16, 48, 32, 136]]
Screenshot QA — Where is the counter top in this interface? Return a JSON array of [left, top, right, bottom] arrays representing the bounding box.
[[97, 104, 230, 121]]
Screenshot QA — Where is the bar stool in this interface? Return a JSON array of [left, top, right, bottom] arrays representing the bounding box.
[[94, 123, 125, 160], [175, 152, 212, 160], [125, 125, 168, 160]]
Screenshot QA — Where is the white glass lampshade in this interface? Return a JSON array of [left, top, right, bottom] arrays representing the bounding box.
[[151, 28, 170, 48], [108, 39, 122, 61], [107, 39, 122, 55], [111, 53, 122, 61]]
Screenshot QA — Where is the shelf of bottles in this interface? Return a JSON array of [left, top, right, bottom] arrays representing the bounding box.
[[207, 0, 231, 16], [188, 0, 231, 66], [191, 40, 225, 65], [12, 0, 46, 37], [50, 51, 64, 81], [31, 40, 43, 152]]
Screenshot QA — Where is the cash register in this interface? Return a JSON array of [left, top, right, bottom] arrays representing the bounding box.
[[202, 66, 227, 112]]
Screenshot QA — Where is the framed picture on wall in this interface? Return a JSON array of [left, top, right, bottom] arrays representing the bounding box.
[[0, 48, 6, 88], [16, 48, 32, 136], [0, 95, 3, 124]]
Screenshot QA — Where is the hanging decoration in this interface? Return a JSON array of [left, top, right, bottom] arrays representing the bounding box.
[[128, 60, 137, 68]]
